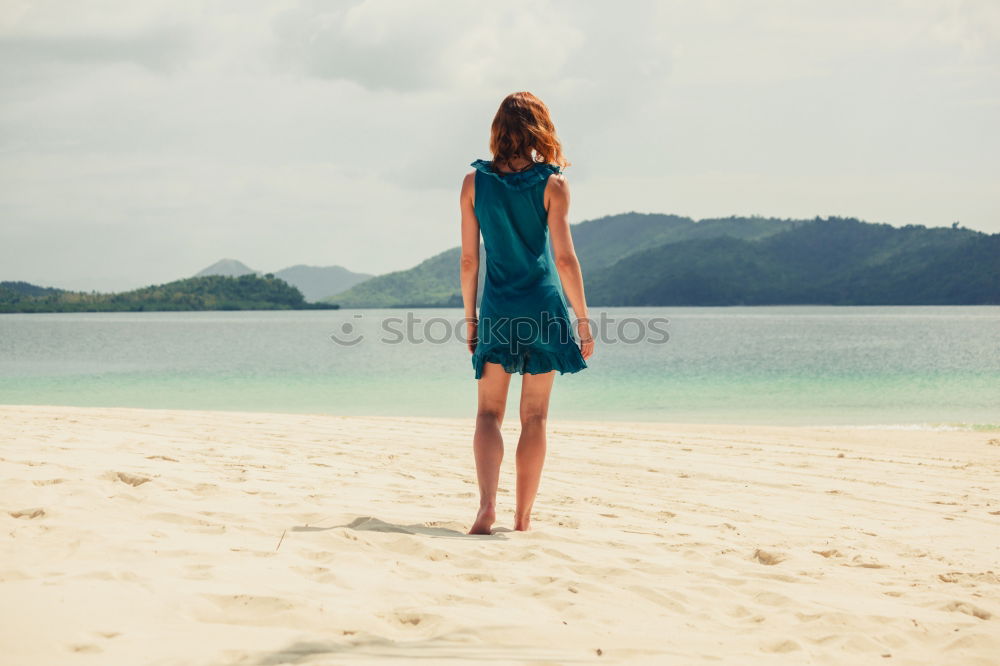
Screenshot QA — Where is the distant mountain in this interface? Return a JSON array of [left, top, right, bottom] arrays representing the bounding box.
[[585, 217, 999, 305], [0, 275, 338, 313], [273, 264, 373, 302], [194, 259, 371, 302], [195, 258, 259, 278]]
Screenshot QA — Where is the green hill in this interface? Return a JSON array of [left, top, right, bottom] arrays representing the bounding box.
[[571, 212, 797, 271], [324, 246, 487, 308], [0, 274, 339, 313], [585, 218, 998, 305]]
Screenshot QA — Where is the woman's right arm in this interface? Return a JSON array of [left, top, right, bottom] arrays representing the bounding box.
[[546, 175, 594, 360], [459, 171, 480, 354]]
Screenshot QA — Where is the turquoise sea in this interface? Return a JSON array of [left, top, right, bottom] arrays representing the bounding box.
[[1, 306, 997, 428]]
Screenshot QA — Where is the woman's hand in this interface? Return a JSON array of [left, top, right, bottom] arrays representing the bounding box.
[[466, 318, 478, 354], [577, 317, 594, 360]]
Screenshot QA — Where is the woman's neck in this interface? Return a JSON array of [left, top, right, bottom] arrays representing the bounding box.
[[497, 154, 534, 172]]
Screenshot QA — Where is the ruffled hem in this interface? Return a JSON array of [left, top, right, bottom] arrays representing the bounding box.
[[471, 159, 563, 191], [472, 344, 587, 380]]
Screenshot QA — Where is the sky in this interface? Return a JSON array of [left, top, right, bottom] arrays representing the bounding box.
[[1, 0, 998, 292]]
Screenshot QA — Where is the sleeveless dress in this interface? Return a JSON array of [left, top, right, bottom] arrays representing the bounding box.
[[469, 158, 588, 380]]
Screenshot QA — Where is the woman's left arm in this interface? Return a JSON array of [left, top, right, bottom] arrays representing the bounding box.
[[459, 172, 480, 353]]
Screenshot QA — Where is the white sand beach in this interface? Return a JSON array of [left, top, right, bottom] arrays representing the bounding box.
[[1, 404, 998, 665]]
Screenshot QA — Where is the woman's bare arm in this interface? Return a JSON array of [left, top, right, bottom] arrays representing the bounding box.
[[459, 172, 480, 352], [546, 174, 594, 359]]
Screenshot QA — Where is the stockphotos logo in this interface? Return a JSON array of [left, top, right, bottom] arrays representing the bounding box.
[[329, 312, 669, 347]]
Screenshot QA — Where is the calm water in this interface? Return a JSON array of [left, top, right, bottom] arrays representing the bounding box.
[[1, 307, 997, 428]]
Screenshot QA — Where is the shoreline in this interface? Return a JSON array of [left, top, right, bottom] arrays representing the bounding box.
[[2, 404, 998, 664], [2, 402, 996, 433]]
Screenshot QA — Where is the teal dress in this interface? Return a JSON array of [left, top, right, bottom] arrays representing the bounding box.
[[469, 158, 588, 380]]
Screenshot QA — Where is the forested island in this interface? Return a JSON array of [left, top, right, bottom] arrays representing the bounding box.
[[0, 274, 339, 313]]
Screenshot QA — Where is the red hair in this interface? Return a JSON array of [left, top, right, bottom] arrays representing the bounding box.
[[489, 91, 571, 169]]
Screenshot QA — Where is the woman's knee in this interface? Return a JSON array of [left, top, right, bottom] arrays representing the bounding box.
[[477, 405, 504, 423]]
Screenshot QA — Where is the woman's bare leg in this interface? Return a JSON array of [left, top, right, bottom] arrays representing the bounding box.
[[469, 361, 511, 535], [514, 370, 555, 531]]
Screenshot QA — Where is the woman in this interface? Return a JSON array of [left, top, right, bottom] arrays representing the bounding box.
[[458, 91, 594, 535]]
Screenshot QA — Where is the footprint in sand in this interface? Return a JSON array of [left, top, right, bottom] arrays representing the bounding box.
[[104, 471, 152, 487], [376, 609, 445, 630], [8, 507, 45, 519], [752, 549, 787, 565], [32, 478, 66, 486], [554, 517, 580, 528], [938, 571, 1000, 586], [842, 555, 889, 569], [393, 612, 424, 626], [941, 600, 992, 620]]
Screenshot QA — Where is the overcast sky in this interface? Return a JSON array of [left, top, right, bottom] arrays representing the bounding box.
[[1, 0, 998, 292]]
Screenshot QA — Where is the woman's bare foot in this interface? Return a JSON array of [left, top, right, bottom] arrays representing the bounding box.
[[468, 504, 496, 535], [513, 514, 530, 531]]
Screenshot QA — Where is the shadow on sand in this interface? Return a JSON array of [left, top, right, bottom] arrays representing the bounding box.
[[291, 515, 510, 540], [249, 635, 585, 665]]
